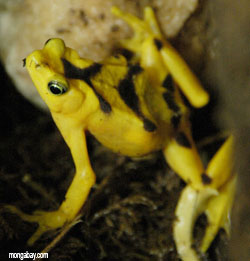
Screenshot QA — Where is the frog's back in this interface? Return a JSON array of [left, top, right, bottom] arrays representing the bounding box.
[[62, 53, 159, 129], [62, 53, 188, 156], [89, 55, 187, 129]]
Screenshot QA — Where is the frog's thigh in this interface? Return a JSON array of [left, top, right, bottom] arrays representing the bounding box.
[[163, 124, 204, 189]]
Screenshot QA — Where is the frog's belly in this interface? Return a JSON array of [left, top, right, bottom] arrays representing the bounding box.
[[94, 130, 163, 157], [88, 116, 170, 157]]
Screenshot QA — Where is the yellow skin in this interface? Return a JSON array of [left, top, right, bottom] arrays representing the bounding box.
[[8, 7, 235, 260]]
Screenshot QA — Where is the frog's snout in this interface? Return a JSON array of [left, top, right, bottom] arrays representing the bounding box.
[[43, 38, 66, 59]]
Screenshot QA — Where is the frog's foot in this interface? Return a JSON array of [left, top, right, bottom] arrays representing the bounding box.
[[200, 176, 236, 252], [174, 179, 235, 260], [111, 6, 162, 53], [199, 136, 235, 253], [173, 186, 217, 261], [5, 205, 69, 245], [174, 137, 236, 260]]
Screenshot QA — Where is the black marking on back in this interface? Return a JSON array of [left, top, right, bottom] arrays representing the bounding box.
[[154, 39, 163, 50], [127, 64, 143, 77], [96, 93, 112, 113], [62, 58, 102, 83], [119, 48, 134, 61], [162, 74, 174, 92], [201, 173, 212, 185], [118, 77, 140, 115], [175, 132, 192, 148], [162, 92, 180, 113], [118, 64, 143, 116], [118, 64, 156, 132], [61, 58, 111, 113], [143, 118, 157, 132], [171, 114, 181, 129]]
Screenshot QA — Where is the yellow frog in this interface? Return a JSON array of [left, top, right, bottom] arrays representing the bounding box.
[[8, 7, 236, 261]]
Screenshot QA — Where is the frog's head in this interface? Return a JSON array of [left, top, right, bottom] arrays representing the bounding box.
[[25, 38, 95, 115]]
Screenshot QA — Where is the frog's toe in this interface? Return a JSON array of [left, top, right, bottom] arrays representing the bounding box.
[[4, 206, 69, 245], [112, 6, 160, 35], [201, 176, 236, 252], [26, 224, 48, 246], [111, 6, 161, 52], [27, 210, 70, 245], [173, 186, 217, 261]]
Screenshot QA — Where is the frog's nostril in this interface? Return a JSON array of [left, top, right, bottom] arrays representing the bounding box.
[[44, 38, 53, 46], [22, 58, 26, 67]]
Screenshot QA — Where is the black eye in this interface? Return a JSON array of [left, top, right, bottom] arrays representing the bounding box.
[[48, 81, 68, 95]]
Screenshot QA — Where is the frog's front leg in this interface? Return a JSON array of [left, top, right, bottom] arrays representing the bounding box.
[[58, 128, 96, 222], [7, 129, 95, 245]]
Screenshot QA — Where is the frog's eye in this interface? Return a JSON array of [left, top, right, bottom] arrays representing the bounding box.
[[48, 80, 68, 95]]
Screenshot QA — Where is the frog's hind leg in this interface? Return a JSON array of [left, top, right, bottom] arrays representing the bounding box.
[[163, 120, 216, 261], [200, 136, 236, 253], [200, 175, 236, 253], [166, 136, 236, 261], [163, 120, 206, 190]]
